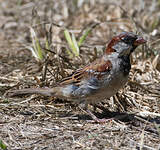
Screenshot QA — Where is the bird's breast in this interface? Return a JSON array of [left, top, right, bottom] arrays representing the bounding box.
[[85, 70, 129, 103]]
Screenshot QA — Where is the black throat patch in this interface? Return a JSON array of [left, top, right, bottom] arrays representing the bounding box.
[[120, 55, 131, 76]]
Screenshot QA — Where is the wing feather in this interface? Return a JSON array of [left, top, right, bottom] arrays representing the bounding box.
[[59, 57, 112, 86]]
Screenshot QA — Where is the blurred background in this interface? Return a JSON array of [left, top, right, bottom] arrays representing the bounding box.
[[0, 0, 160, 74]]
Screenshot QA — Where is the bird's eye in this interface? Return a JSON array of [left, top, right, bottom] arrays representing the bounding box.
[[121, 36, 136, 45]]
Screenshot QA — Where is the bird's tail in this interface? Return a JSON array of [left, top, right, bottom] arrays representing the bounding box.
[[6, 87, 55, 97]]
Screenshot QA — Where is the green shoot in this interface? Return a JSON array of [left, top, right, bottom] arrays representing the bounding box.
[[78, 23, 98, 47], [17, 0, 22, 6], [27, 27, 44, 61], [78, 27, 91, 47], [0, 140, 7, 150], [64, 29, 78, 57], [45, 37, 50, 50], [71, 33, 79, 56], [64, 23, 97, 58]]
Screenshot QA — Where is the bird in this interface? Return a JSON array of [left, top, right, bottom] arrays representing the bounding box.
[[7, 32, 146, 122]]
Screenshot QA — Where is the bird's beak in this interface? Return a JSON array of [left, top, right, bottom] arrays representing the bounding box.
[[134, 36, 147, 46]]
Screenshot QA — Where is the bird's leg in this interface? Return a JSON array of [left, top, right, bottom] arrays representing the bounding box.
[[93, 103, 110, 112], [79, 102, 112, 123]]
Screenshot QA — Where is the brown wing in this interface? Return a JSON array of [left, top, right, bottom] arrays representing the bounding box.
[[59, 57, 112, 86]]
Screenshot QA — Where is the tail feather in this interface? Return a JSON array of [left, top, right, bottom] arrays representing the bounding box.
[[6, 88, 54, 97]]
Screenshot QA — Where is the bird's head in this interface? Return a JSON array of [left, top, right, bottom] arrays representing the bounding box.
[[105, 32, 146, 57]]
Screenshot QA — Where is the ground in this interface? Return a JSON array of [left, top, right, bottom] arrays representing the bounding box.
[[0, 0, 160, 150]]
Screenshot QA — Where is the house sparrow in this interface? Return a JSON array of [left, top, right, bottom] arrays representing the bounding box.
[[8, 32, 146, 122]]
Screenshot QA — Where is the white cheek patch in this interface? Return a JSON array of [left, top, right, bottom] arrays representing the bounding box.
[[112, 42, 131, 55]]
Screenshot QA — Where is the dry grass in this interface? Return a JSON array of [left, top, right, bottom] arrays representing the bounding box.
[[0, 0, 160, 149]]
